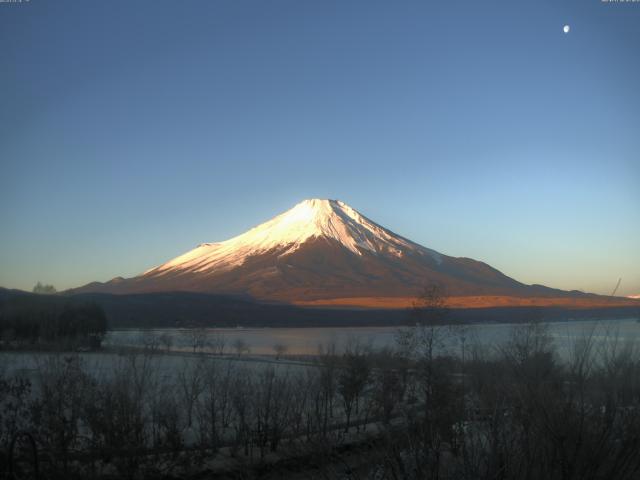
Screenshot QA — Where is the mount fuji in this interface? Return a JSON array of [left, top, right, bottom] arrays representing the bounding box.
[[70, 199, 618, 307]]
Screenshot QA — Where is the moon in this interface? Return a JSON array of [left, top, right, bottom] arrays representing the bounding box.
[[563, 25, 570, 34]]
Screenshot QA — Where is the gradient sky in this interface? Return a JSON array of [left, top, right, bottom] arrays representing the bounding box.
[[1, 0, 639, 296]]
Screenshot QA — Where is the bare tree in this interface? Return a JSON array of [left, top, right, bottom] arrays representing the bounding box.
[[288, 370, 315, 439], [337, 339, 371, 432], [251, 366, 293, 457], [196, 358, 234, 452], [211, 332, 227, 356], [273, 343, 288, 360], [0, 372, 32, 457], [388, 285, 464, 478], [316, 342, 339, 438], [230, 369, 253, 456], [31, 354, 90, 474], [397, 284, 451, 359], [159, 332, 173, 353], [83, 353, 155, 479], [141, 332, 161, 353], [177, 358, 205, 428], [183, 328, 208, 354], [233, 338, 250, 356]]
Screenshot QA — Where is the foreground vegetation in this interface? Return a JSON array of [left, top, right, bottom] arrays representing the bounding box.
[[1, 317, 640, 479]]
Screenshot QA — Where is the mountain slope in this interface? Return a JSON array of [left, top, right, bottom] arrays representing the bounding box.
[[70, 199, 598, 304]]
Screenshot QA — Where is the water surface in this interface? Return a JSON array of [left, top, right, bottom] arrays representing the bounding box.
[[104, 317, 640, 357]]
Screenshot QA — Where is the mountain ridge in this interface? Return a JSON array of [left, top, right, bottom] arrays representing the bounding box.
[[68, 199, 630, 307]]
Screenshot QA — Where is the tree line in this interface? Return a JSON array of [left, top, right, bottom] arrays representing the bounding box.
[[0, 293, 107, 349]]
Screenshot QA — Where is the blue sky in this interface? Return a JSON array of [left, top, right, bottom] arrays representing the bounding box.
[[1, 0, 639, 295]]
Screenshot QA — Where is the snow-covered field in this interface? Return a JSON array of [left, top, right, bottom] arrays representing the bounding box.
[[0, 350, 311, 385]]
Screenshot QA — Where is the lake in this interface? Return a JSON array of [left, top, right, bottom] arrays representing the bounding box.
[[105, 317, 640, 357]]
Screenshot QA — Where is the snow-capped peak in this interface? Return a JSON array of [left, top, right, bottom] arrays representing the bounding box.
[[144, 199, 436, 276], [254, 198, 416, 254]]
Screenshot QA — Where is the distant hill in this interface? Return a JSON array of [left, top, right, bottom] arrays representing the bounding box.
[[2, 288, 637, 329]]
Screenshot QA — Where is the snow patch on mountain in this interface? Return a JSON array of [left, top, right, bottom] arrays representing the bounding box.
[[144, 199, 439, 276]]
